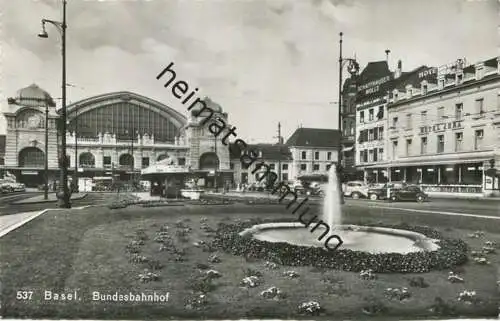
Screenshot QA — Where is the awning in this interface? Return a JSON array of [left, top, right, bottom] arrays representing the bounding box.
[[341, 146, 354, 152], [386, 159, 487, 168], [297, 174, 328, 182]]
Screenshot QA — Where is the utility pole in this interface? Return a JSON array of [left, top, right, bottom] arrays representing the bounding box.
[[38, 0, 70, 207], [214, 134, 218, 192], [338, 32, 343, 170], [44, 103, 49, 200], [277, 122, 282, 182], [74, 107, 78, 192]]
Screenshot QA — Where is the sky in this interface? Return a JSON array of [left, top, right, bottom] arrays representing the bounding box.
[[1, 0, 498, 143]]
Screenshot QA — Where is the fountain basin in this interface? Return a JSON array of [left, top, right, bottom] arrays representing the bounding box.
[[240, 222, 440, 254], [212, 219, 468, 273]]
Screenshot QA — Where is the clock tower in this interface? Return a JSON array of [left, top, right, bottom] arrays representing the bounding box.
[[2, 84, 59, 186]]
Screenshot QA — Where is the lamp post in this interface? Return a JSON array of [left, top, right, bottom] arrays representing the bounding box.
[[38, 0, 70, 208], [338, 32, 359, 204], [338, 32, 359, 175], [214, 133, 218, 192], [125, 129, 137, 185], [73, 107, 78, 192], [44, 103, 49, 200]]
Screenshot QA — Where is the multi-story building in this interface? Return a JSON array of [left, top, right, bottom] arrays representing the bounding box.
[[385, 56, 500, 196], [354, 60, 396, 183], [286, 127, 340, 181], [340, 74, 362, 180], [356, 60, 439, 184], [230, 143, 293, 186], [0, 135, 5, 166]]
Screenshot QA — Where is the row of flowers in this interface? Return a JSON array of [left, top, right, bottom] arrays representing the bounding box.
[[210, 219, 468, 273], [108, 198, 236, 209]]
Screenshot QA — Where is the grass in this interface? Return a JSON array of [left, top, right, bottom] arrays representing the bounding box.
[[0, 202, 499, 319]]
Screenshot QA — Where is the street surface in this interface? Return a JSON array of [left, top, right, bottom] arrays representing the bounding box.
[[0, 192, 114, 216], [0, 191, 497, 218]]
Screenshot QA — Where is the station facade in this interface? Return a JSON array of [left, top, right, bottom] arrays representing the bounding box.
[[0, 85, 340, 189], [0, 86, 232, 188]]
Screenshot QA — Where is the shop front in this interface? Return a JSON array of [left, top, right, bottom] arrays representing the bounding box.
[[363, 160, 494, 196]]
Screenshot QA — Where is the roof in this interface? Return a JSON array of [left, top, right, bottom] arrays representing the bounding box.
[[463, 65, 475, 73], [392, 66, 430, 91], [355, 61, 394, 101], [285, 128, 341, 148], [11, 84, 56, 107], [484, 57, 498, 68], [190, 96, 223, 116], [358, 61, 392, 83], [230, 143, 292, 161]]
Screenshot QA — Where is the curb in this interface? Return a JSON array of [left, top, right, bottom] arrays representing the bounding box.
[[0, 205, 96, 238], [0, 209, 48, 238], [10, 193, 89, 205]]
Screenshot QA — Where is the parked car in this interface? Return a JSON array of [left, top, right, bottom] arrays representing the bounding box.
[[0, 181, 24, 193], [390, 185, 428, 202], [11, 182, 26, 192], [342, 181, 369, 199], [1, 184, 11, 194], [305, 182, 325, 196], [367, 181, 407, 200]]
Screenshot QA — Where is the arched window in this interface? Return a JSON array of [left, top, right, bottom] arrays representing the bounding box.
[[157, 154, 169, 161], [18, 147, 45, 167], [79, 152, 96, 168], [119, 154, 134, 168], [199, 152, 219, 170]]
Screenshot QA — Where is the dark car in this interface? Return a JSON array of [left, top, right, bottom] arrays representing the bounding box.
[[367, 182, 407, 201], [390, 185, 428, 202]]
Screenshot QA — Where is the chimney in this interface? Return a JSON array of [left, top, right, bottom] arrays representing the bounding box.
[[394, 59, 402, 79], [385, 49, 390, 63]]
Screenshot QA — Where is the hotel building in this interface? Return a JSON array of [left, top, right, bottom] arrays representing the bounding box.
[[382, 57, 500, 196]]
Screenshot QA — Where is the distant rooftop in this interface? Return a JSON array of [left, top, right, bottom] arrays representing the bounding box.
[[286, 128, 340, 149]]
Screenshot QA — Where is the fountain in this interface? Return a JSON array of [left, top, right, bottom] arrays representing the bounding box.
[[241, 164, 440, 254], [323, 163, 342, 230]]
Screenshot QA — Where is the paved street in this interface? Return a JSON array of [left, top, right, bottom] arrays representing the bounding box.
[[1, 191, 497, 219], [347, 197, 500, 218], [0, 192, 115, 216]]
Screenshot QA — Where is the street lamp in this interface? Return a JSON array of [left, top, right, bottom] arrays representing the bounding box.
[[125, 129, 138, 185], [338, 32, 359, 170], [44, 102, 49, 200], [338, 32, 359, 205], [38, 0, 71, 208], [214, 133, 218, 192]]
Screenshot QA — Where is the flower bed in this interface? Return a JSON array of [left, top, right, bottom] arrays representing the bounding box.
[[187, 199, 235, 206], [245, 198, 282, 205], [141, 201, 185, 208], [210, 219, 468, 273]]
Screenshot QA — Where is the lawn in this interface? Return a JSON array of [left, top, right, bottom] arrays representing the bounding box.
[[0, 201, 499, 319]]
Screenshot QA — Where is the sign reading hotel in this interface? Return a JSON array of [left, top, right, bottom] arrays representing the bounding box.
[[418, 67, 437, 79], [419, 120, 463, 134], [358, 75, 391, 95]]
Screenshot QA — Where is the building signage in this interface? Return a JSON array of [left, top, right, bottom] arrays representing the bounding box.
[[21, 171, 38, 175], [358, 75, 391, 94], [418, 68, 437, 78], [419, 120, 463, 134]]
